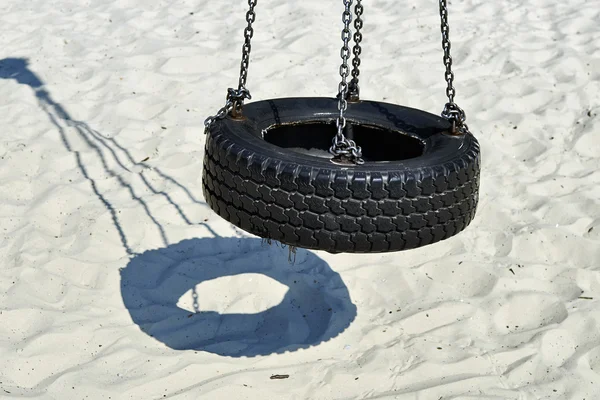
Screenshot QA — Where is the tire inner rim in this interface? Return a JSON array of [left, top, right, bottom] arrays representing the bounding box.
[[262, 121, 425, 162]]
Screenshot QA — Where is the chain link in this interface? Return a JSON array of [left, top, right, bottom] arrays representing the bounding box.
[[204, 0, 257, 134], [348, 0, 363, 101], [330, 0, 364, 165], [439, 0, 469, 135]]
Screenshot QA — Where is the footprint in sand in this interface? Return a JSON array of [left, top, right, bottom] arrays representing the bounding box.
[[493, 292, 568, 333]]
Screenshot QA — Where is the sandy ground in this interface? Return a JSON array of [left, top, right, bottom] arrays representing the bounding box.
[[0, 0, 599, 399]]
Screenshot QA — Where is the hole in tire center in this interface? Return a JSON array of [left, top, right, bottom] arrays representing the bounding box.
[[262, 121, 425, 162]]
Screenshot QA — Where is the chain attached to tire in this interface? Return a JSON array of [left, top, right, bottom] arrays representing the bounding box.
[[203, 88, 251, 134], [347, 0, 363, 102], [439, 0, 470, 135], [330, 0, 364, 165], [204, 0, 257, 134]]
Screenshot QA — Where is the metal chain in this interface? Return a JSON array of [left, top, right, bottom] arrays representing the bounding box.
[[330, 0, 364, 164], [439, 0, 470, 135], [203, 88, 251, 134], [347, 0, 363, 101], [203, 99, 232, 133], [204, 0, 257, 134], [236, 0, 257, 112]]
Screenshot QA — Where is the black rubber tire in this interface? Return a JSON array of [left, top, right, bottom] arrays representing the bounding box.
[[202, 97, 480, 253]]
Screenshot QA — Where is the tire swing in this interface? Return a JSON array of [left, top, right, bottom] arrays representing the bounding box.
[[202, 1, 480, 254]]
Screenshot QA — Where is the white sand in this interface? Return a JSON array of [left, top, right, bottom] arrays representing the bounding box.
[[1, 0, 599, 398]]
